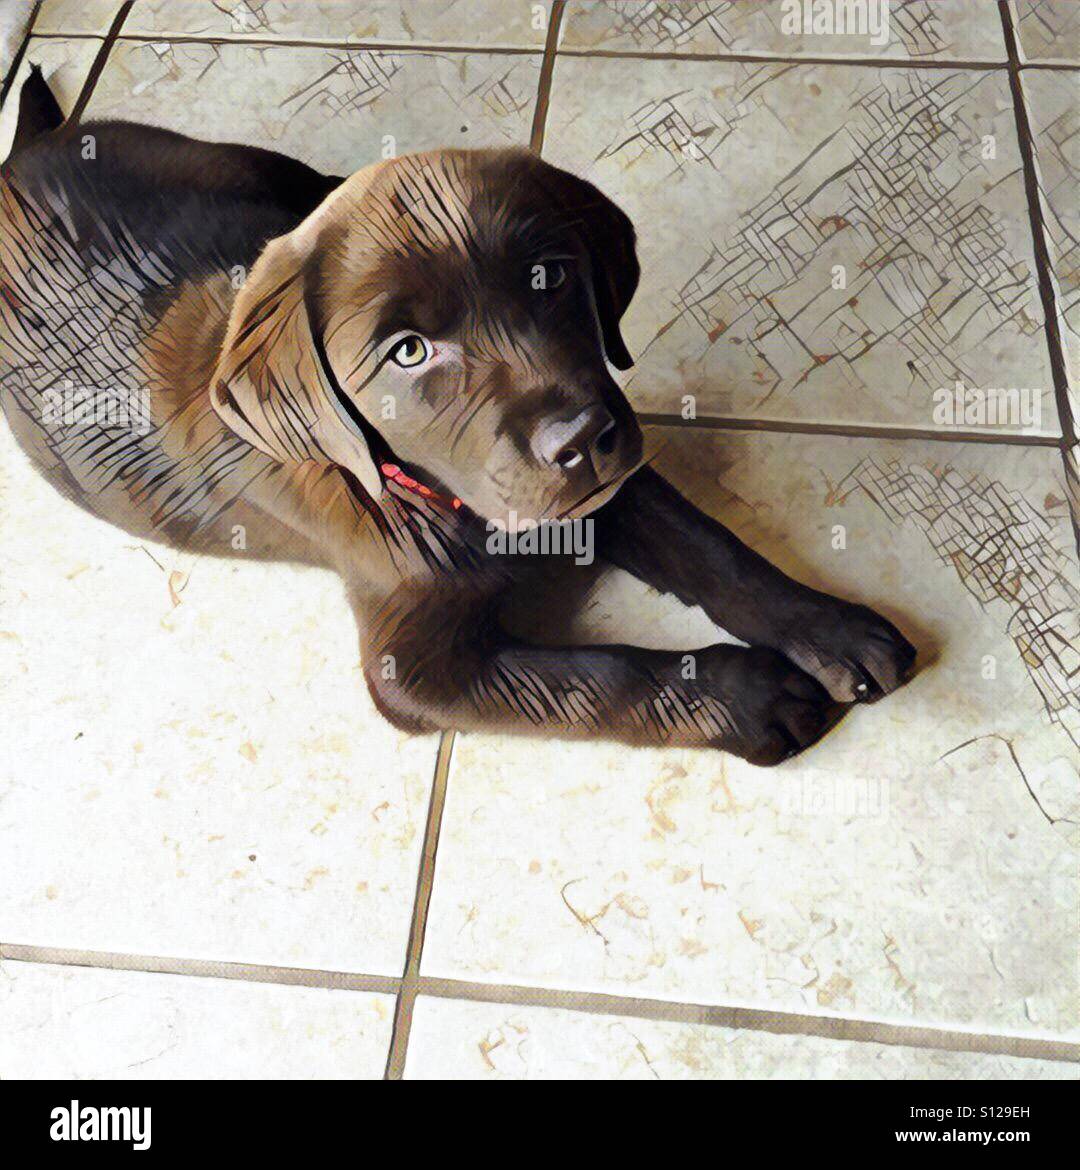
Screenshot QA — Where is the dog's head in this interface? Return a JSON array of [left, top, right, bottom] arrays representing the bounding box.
[[210, 148, 643, 526]]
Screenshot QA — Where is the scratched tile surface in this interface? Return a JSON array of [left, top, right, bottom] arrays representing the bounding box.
[[1014, 0, 1080, 64], [0, 37, 100, 159], [83, 39, 540, 175], [0, 424, 439, 974], [543, 56, 1056, 434], [121, 0, 552, 47], [423, 426, 1080, 1036], [560, 0, 1006, 61], [33, 0, 122, 35], [404, 998, 1078, 1079], [1022, 69, 1079, 412], [0, 961, 394, 1078]]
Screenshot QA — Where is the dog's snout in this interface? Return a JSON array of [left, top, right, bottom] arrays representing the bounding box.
[[536, 405, 619, 472]]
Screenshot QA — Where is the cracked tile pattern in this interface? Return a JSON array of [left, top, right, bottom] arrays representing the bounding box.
[[544, 57, 1056, 432], [1014, 0, 1080, 64], [0, 960, 395, 1078], [34, 0, 123, 36], [84, 39, 540, 174], [422, 427, 1079, 1036], [561, 0, 1007, 61], [405, 997, 1079, 1079], [122, 0, 553, 47]]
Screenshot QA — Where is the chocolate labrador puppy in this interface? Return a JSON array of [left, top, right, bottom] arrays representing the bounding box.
[[0, 72, 914, 765]]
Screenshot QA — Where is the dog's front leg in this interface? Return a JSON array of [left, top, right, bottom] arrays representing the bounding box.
[[596, 467, 915, 702], [358, 588, 833, 765]]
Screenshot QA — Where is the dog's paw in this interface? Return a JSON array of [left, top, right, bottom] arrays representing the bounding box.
[[779, 601, 916, 704], [700, 646, 835, 766]]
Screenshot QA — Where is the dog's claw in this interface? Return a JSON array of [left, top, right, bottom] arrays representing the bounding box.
[[779, 602, 916, 704]]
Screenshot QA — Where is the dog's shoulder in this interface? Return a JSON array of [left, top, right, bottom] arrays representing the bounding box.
[[3, 121, 342, 283]]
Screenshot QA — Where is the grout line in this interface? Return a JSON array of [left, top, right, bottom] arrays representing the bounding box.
[[32, 31, 547, 55], [416, 977, 1080, 1065], [635, 411, 1063, 447], [65, 0, 132, 125], [383, 730, 456, 1080], [550, 46, 1014, 70], [4, 940, 1074, 1067], [0, 943, 401, 995], [530, 0, 564, 153], [28, 30, 1077, 71], [998, 0, 1079, 550], [0, 0, 43, 111]]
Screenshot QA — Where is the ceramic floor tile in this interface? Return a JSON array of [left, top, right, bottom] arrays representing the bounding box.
[[84, 39, 540, 175], [0, 960, 394, 1078], [560, 1, 1006, 62], [0, 2, 34, 84], [423, 426, 1079, 1036], [121, 0, 552, 48], [1022, 69, 1079, 409], [0, 37, 100, 159], [1014, 0, 1080, 64], [543, 57, 1056, 434], [0, 423, 438, 974], [404, 997, 1078, 1079], [33, 0, 122, 36]]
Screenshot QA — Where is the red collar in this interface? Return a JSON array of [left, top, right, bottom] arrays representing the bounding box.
[[380, 462, 462, 511]]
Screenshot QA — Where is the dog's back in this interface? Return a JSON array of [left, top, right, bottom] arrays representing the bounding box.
[[0, 77, 339, 548]]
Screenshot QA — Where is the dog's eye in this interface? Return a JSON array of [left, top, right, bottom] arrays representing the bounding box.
[[390, 334, 432, 368]]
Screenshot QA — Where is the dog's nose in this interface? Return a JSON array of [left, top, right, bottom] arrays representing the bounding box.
[[536, 405, 619, 472]]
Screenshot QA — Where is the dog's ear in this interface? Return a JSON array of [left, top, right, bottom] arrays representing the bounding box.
[[210, 227, 383, 499], [543, 167, 640, 370]]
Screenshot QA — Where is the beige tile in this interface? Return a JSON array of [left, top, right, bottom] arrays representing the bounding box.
[[84, 39, 540, 175], [0, 960, 394, 1078], [34, 0, 122, 35], [0, 37, 100, 159], [422, 427, 1080, 1036], [405, 997, 1079, 1079], [561, 1, 1006, 62], [0, 1, 34, 83], [1022, 69, 1079, 412], [122, 0, 552, 48], [543, 57, 1056, 434], [1014, 0, 1080, 64], [0, 423, 438, 974]]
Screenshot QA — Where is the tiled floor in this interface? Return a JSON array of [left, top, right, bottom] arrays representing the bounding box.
[[0, 0, 1077, 1080]]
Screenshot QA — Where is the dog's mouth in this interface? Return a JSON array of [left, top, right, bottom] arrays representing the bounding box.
[[354, 425, 640, 525], [379, 460, 462, 510], [357, 423, 463, 511]]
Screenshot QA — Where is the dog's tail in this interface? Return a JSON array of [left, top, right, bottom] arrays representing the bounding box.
[[10, 65, 65, 156]]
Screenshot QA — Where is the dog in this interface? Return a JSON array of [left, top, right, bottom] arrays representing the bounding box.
[[0, 70, 915, 765]]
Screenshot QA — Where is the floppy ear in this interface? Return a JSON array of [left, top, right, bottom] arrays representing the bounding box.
[[544, 168, 640, 370], [210, 228, 383, 499]]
